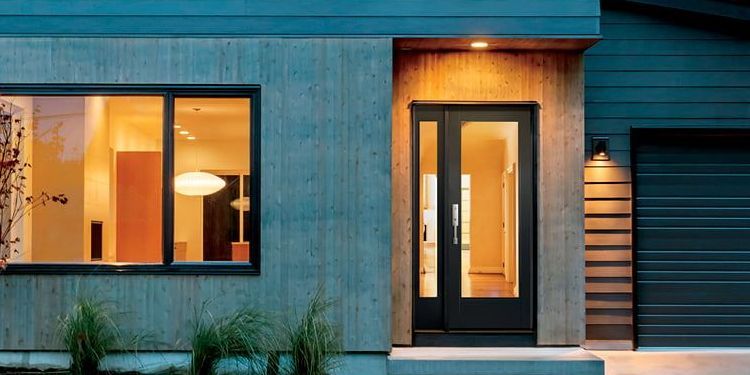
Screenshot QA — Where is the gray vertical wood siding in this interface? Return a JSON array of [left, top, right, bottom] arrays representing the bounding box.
[[583, 4, 750, 347], [0, 0, 600, 37], [0, 37, 392, 352]]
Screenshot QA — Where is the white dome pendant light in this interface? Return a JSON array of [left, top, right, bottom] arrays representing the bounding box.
[[175, 171, 226, 196]]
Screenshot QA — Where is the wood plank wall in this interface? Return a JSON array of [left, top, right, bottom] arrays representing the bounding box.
[[583, 4, 750, 349], [392, 50, 586, 345], [0, 37, 392, 352]]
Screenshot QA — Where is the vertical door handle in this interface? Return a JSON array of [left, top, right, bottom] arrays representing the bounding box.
[[452, 203, 460, 245]]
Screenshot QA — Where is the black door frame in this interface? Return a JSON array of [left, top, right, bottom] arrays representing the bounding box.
[[410, 102, 539, 345]]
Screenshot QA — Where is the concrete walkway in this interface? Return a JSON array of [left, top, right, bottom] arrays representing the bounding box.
[[593, 349, 750, 375], [388, 347, 603, 375]]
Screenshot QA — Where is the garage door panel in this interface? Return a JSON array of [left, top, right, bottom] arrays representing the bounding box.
[[636, 174, 750, 197], [637, 197, 750, 209], [636, 150, 750, 164], [640, 305, 750, 316], [638, 250, 750, 262], [639, 325, 750, 335], [640, 315, 750, 325], [639, 335, 750, 347], [638, 271, 750, 282], [638, 261, 750, 272], [638, 283, 750, 304], [638, 228, 750, 251], [637, 164, 750, 175], [638, 217, 750, 228], [638, 207, 750, 218], [636, 137, 750, 163]]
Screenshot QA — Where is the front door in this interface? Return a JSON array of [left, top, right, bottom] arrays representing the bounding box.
[[413, 103, 534, 333]]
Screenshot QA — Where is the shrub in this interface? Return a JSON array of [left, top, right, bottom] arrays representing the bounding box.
[[190, 304, 276, 375], [287, 289, 342, 375], [58, 297, 121, 375]]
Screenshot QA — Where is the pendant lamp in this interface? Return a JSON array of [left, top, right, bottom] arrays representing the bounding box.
[[174, 171, 226, 196]]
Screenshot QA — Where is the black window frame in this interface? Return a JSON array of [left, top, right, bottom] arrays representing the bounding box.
[[0, 84, 261, 275]]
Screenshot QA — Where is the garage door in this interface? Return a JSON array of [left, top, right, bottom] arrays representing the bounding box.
[[634, 129, 750, 347]]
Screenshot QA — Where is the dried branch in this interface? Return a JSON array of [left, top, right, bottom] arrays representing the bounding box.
[[0, 102, 67, 270]]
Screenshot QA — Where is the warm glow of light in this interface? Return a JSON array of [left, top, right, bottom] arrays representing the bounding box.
[[179, 130, 190, 135], [230, 196, 250, 211], [174, 172, 225, 196], [186, 136, 197, 140], [470, 41, 489, 48], [173, 124, 182, 129]]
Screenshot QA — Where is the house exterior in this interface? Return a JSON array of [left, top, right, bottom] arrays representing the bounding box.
[[0, 0, 748, 373]]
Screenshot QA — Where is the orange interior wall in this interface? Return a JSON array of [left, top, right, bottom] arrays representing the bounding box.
[[461, 132, 505, 272], [116, 151, 162, 262]]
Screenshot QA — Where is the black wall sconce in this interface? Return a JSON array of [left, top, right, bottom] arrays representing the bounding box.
[[591, 137, 610, 161]]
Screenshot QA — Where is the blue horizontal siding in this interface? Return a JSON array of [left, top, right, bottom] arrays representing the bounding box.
[[0, 0, 600, 37], [0, 0, 600, 17], [584, 6, 750, 144], [587, 103, 750, 119], [586, 71, 750, 87], [586, 56, 750, 71], [0, 15, 600, 37], [587, 119, 750, 135], [586, 87, 750, 102], [587, 40, 750, 55], [600, 23, 738, 40]]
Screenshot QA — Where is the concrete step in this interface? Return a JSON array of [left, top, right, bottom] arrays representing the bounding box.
[[387, 347, 604, 375]]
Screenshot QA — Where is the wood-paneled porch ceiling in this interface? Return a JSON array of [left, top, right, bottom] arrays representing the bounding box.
[[395, 38, 600, 52]]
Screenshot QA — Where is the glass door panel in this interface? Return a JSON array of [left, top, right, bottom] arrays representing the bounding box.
[[418, 120, 439, 298], [459, 121, 520, 299]]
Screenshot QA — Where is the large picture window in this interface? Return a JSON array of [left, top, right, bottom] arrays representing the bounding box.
[[0, 86, 260, 274]]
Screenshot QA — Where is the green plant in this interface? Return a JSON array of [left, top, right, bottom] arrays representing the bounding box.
[[190, 303, 276, 375], [58, 297, 121, 375], [287, 289, 342, 375]]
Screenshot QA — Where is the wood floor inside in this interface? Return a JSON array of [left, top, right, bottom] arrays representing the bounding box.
[[419, 250, 516, 298]]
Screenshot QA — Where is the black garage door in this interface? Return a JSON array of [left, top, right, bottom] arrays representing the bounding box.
[[634, 129, 750, 347]]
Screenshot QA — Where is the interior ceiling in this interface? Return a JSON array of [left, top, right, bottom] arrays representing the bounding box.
[[107, 96, 163, 139], [106, 96, 250, 142], [174, 97, 250, 142], [462, 121, 517, 141]]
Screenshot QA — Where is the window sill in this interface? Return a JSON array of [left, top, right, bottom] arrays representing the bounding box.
[[1, 262, 260, 275]]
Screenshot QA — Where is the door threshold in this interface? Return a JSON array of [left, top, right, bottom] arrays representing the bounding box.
[[414, 332, 535, 347]]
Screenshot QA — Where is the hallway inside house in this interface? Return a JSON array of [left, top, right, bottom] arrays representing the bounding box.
[[418, 120, 520, 300], [419, 258, 515, 298]]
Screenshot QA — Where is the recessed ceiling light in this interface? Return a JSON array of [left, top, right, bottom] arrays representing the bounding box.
[[186, 136, 196, 140], [173, 124, 182, 129], [179, 130, 190, 135], [470, 41, 489, 49]]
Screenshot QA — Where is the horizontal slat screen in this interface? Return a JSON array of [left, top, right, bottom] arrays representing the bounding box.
[[584, 164, 633, 349]]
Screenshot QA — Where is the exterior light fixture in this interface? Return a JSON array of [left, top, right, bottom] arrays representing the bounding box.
[[186, 136, 196, 140], [470, 41, 489, 48], [173, 124, 182, 129], [179, 130, 190, 135], [174, 171, 226, 196], [591, 137, 610, 161]]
